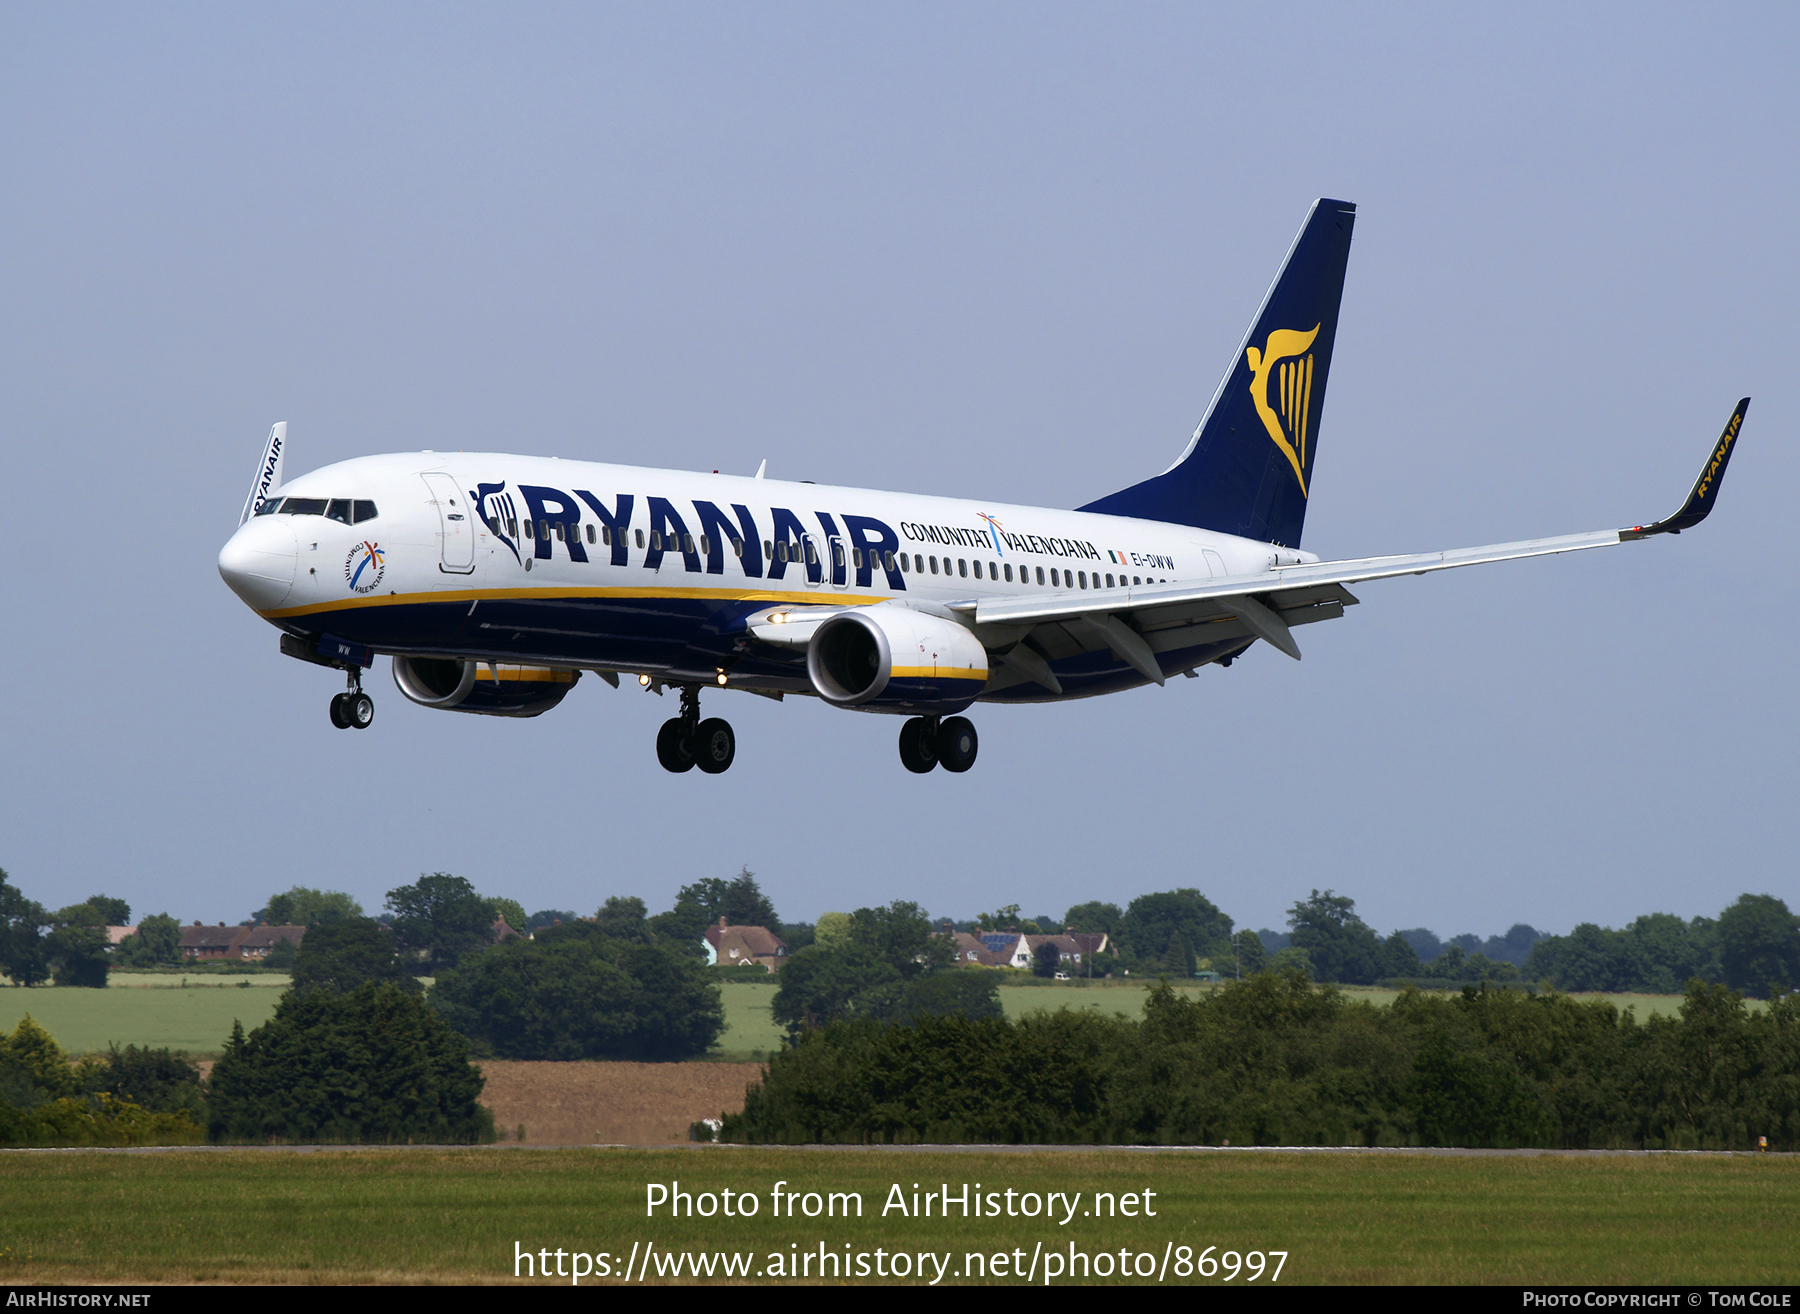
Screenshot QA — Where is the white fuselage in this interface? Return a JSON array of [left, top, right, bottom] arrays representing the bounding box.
[[219, 450, 1311, 702]]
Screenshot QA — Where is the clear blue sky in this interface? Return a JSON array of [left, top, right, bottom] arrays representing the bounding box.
[[2, 4, 1793, 941]]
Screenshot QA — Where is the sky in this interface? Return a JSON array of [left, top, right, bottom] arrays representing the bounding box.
[[2, 4, 1794, 943]]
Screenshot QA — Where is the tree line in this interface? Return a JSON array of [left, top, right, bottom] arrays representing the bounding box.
[[722, 973, 1800, 1150]]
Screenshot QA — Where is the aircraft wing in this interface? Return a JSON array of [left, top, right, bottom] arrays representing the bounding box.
[[960, 399, 1749, 683]]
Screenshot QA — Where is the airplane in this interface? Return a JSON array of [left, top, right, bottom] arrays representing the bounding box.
[[218, 198, 1748, 775]]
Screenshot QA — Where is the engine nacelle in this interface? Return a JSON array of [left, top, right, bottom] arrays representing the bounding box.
[[805, 604, 989, 713], [392, 656, 581, 717]]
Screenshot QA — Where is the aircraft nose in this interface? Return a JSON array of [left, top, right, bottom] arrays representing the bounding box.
[[219, 517, 298, 611]]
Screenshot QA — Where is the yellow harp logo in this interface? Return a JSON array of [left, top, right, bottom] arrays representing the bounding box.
[[1246, 324, 1321, 496]]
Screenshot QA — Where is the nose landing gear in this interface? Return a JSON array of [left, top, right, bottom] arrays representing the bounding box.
[[898, 715, 978, 773], [329, 670, 374, 730], [656, 684, 736, 773]]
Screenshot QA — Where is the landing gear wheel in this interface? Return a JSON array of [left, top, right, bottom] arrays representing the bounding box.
[[346, 692, 375, 729], [656, 717, 696, 773], [328, 693, 350, 729], [935, 716, 978, 773], [693, 717, 736, 774], [898, 717, 938, 773]]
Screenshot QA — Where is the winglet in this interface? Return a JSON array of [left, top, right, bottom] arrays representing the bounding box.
[[239, 421, 287, 525], [1621, 399, 1748, 540]]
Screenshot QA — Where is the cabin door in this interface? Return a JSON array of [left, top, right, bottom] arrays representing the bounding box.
[[421, 472, 476, 574]]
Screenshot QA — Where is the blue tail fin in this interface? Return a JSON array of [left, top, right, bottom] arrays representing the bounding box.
[[1079, 198, 1356, 548]]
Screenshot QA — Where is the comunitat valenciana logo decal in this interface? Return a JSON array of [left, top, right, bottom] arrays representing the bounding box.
[[344, 541, 386, 594], [1246, 324, 1320, 496]]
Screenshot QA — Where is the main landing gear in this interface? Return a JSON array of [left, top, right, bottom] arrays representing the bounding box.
[[328, 669, 374, 731], [898, 715, 978, 774], [656, 684, 736, 774]]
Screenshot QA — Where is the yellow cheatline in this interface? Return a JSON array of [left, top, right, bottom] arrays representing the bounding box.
[[258, 585, 887, 620]]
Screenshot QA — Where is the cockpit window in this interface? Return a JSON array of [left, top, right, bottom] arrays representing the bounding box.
[[283, 498, 328, 517], [326, 499, 353, 524], [254, 498, 283, 516], [352, 500, 378, 524]]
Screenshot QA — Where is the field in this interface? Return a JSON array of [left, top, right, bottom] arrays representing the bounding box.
[[481, 1061, 764, 1144], [2, 977, 1745, 1059], [0, 976, 288, 1054], [0, 1147, 1794, 1285]]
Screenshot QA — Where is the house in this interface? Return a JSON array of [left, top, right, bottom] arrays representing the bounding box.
[[936, 924, 1111, 971], [179, 922, 307, 961], [232, 925, 307, 961], [701, 917, 788, 972]]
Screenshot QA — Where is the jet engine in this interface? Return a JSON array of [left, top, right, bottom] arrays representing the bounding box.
[[391, 656, 581, 717], [803, 604, 989, 713]]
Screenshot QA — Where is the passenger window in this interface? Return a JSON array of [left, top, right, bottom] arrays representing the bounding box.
[[883, 551, 895, 571], [635, 528, 645, 549], [806, 542, 818, 565], [732, 537, 743, 558], [776, 541, 788, 562], [508, 518, 519, 537], [555, 523, 565, 542], [763, 540, 773, 559], [1036, 566, 1045, 585], [601, 526, 611, 545], [851, 547, 863, 569], [1133, 575, 1141, 585], [586, 524, 596, 544], [958, 559, 967, 578], [989, 562, 998, 580], [540, 522, 551, 542], [1003, 563, 1012, 582], [686, 534, 698, 554], [522, 519, 534, 539], [929, 557, 938, 574], [651, 531, 662, 550]]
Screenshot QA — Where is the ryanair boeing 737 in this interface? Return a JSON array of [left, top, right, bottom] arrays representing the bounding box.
[[217, 199, 1748, 774]]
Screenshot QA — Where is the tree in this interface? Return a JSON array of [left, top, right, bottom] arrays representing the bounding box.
[[208, 982, 492, 1143], [1286, 890, 1382, 985], [1232, 929, 1266, 977], [1718, 894, 1800, 999], [1064, 902, 1122, 937], [431, 921, 724, 1060], [669, 868, 781, 931], [850, 901, 950, 978], [814, 912, 853, 951], [976, 904, 1022, 932], [290, 917, 420, 996], [527, 909, 578, 933], [0, 869, 50, 987], [257, 887, 364, 928], [895, 971, 1004, 1022], [1033, 939, 1062, 978], [1116, 890, 1234, 973], [45, 924, 111, 987], [384, 873, 496, 973], [1379, 931, 1423, 979], [63, 895, 130, 926], [115, 913, 181, 968], [593, 896, 655, 944], [772, 944, 905, 1037]]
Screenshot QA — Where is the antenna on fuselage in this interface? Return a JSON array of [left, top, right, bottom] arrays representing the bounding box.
[[239, 421, 287, 524], [754, 459, 767, 480]]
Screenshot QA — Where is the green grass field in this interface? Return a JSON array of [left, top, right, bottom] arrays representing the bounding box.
[[0, 978, 288, 1054], [5, 977, 1744, 1058], [0, 1147, 1793, 1284]]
